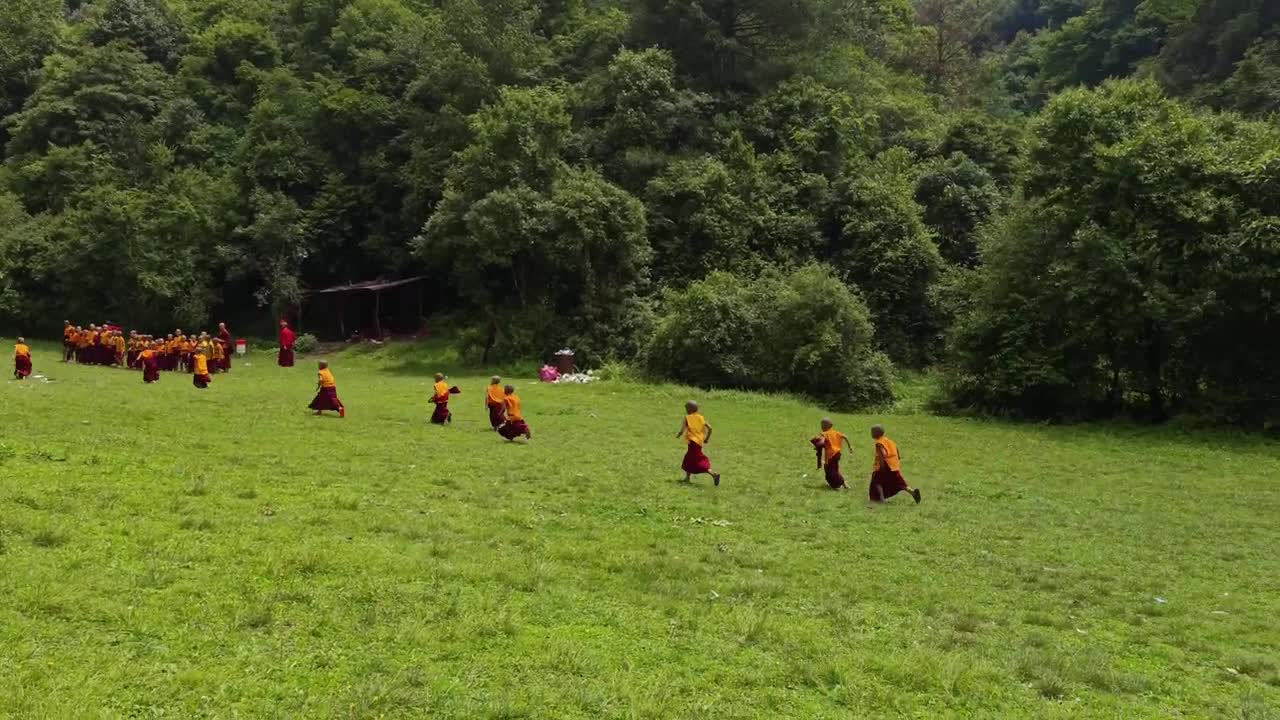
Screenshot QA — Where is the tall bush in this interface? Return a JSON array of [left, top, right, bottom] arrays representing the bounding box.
[[643, 265, 894, 410]]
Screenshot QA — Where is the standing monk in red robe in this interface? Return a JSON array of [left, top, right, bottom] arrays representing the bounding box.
[[278, 321, 296, 367], [309, 361, 345, 417], [429, 373, 456, 424], [485, 376, 506, 430], [14, 338, 32, 379], [217, 322, 232, 372], [869, 425, 921, 504], [677, 401, 721, 486]]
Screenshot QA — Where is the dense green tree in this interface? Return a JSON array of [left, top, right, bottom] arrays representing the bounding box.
[[944, 80, 1280, 425], [829, 149, 943, 365], [914, 152, 1002, 266]]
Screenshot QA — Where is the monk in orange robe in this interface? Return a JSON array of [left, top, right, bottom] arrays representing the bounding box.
[[126, 332, 141, 368], [62, 321, 75, 362], [140, 343, 161, 383], [279, 321, 296, 367], [75, 326, 92, 364], [677, 401, 720, 485], [210, 334, 226, 373], [111, 331, 125, 366], [485, 376, 506, 430], [192, 349, 211, 389], [217, 322, 232, 372], [430, 372, 457, 424], [497, 385, 532, 441], [14, 338, 32, 379], [813, 419, 850, 490], [869, 425, 921, 504], [309, 361, 345, 417]]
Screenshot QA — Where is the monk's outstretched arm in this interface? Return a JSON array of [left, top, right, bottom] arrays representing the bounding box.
[[875, 444, 888, 467], [704, 424, 713, 444], [675, 420, 687, 439]]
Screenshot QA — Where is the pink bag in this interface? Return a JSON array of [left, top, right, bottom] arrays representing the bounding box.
[[539, 365, 560, 382]]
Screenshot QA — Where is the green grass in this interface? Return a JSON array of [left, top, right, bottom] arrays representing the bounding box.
[[2, 340, 1279, 718]]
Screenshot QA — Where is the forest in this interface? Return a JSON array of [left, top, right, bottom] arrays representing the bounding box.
[[1, 0, 1277, 425]]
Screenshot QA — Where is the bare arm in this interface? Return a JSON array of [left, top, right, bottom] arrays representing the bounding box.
[[704, 424, 713, 444], [875, 444, 888, 468], [676, 419, 687, 439]]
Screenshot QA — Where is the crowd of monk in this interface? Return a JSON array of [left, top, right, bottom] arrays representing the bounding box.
[[16, 323, 922, 504], [58, 320, 234, 389]]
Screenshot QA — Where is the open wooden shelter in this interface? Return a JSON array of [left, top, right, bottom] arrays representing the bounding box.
[[301, 276, 428, 340]]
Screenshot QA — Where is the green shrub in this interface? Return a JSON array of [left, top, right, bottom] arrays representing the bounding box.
[[643, 265, 894, 410], [293, 333, 318, 355]]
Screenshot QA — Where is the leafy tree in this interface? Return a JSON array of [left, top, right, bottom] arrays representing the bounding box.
[[0, 0, 64, 133], [914, 152, 1002, 266], [943, 80, 1280, 424], [87, 0, 187, 68], [417, 86, 651, 361], [829, 149, 943, 365]]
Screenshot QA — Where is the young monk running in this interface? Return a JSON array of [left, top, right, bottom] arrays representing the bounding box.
[[14, 337, 32, 380], [676, 401, 721, 486], [497, 384, 532, 441], [309, 361, 345, 417], [279, 321, 296, 367], [429, 373, 456, 424], [140, 343, 161, 384], [869, 425, 921, 504], [192, 349, 211, 389], [485, 376, 506, 430], [815, 418, 850, 490]]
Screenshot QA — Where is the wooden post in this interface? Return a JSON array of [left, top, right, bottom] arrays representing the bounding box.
[[337, 294, 346, 339], [374, 290, 382, 340]]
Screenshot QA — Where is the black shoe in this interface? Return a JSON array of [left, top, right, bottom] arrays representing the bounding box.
[[713, 473, 721, 487], [912, 488, 922, 504]]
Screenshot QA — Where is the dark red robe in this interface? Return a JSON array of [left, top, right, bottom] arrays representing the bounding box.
[[869, 468, 909, 501], [279, 326, 296, 367], [218, 329, 232, 371], [681, 442, 711, 474], [309, 386, 343, 412], [14, 354, 32, 379], [824, 453, 846, 490], [498, 419, 531, 440]]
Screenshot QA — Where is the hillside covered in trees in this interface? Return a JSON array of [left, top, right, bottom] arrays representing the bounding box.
[[1, 0, 1277, 424]]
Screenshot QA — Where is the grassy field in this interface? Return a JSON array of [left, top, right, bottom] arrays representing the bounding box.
[[2, 339, 1278, 719]]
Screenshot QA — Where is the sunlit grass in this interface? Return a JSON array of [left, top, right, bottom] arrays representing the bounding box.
[[2, 340, 1278, 717]]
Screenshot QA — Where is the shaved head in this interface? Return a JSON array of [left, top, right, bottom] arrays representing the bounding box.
[[505, 384, 516, 394], [871, 424, 885, 438], [821, 418, 833, 430], [685, 400, 699, 413]]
